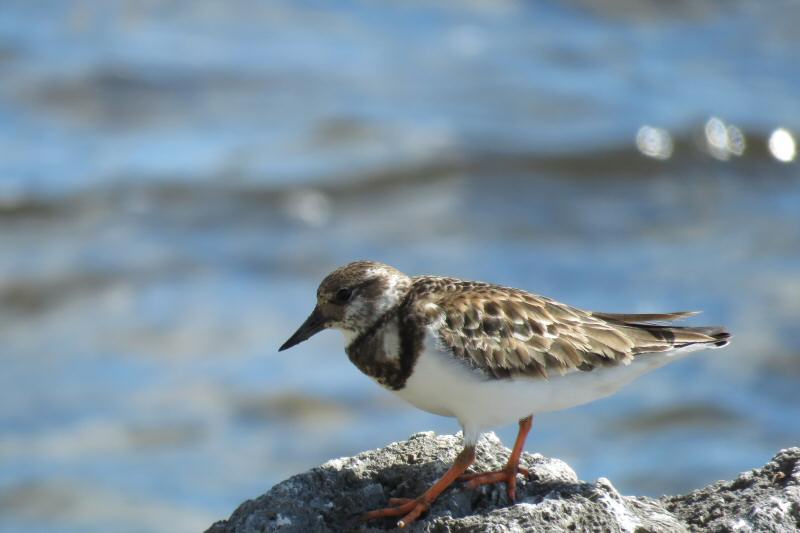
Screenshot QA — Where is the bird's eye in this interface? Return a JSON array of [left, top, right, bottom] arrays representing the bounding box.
[[335, 288, 352, 303]]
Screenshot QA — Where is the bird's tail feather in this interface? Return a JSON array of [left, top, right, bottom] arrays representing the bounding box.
[[594, 311, 731, 350]]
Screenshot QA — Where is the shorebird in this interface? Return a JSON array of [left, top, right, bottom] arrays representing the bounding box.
[[279, 261, 730, 528]]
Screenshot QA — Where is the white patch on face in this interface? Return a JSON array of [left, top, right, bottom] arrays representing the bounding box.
[[332, 265, 411, 351], [348, 267, 405, 319], [343, 296, 370, 323]]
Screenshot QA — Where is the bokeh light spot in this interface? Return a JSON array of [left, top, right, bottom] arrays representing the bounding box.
[[635, 125, 673, 160], [725, 125, 746, 156], [704, 117, 746, 160], [768, 128, 796, 163]]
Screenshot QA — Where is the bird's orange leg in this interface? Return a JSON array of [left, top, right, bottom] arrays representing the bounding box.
[[460, 415, 533, 501], [363, 445, 476, 528]]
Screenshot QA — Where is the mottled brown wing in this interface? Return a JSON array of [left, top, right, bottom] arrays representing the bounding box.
[[411, 277, 723, 379]]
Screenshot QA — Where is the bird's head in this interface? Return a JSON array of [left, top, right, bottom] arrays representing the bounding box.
[[279, 260, 412, 351]]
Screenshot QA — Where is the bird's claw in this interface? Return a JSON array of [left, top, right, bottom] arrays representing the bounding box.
[[459, 465, 529, 502], [362, 497, 430, 528]]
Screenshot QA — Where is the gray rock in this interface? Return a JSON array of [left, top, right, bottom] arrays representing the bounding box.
[[664, 447, 800, 532], [206, 432, 800, 533]]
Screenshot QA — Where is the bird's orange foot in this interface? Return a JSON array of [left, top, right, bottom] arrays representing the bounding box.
[[460, 465, 530, 502], [362, 497, 431, 528]]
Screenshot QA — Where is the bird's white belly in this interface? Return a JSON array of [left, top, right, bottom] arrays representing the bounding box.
[[393, 331, 702, 438]]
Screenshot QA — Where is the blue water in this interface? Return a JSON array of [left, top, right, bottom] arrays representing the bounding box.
[[1, 1, 799, 532]]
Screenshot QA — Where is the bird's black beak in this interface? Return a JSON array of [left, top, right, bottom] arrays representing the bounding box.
[[279, 306, 327, 351]]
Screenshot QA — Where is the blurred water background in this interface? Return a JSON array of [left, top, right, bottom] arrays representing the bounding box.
[[1, 1, 799, 532]]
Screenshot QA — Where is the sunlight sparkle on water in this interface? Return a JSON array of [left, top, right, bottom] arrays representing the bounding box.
[[636, 126, 673, 160], [768, 128, 796, 163], [705, 117, 745, 160]]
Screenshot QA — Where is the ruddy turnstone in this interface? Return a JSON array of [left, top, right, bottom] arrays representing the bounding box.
[[279, 260, 730, 528]]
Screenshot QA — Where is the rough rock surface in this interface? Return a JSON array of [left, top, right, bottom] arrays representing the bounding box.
[[664, 446, 800, 532], [206, 432, 800, 533]]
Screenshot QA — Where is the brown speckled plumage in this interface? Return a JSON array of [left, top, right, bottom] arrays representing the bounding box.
[[408, 275, 729, 380]]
